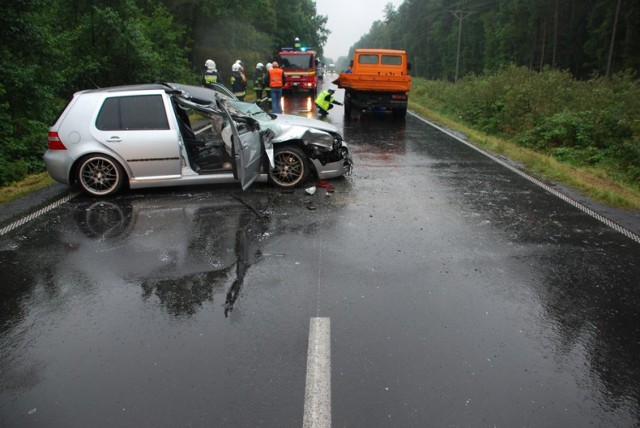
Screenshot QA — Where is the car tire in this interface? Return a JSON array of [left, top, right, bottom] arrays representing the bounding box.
[[269, 145, 309, 188], [77, 154, 126, 197]]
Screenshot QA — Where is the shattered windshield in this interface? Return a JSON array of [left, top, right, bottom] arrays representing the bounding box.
[[227, 101, 274, 121]]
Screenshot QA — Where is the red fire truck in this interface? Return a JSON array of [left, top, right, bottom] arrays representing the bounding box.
[[277, 47, 318, 94]]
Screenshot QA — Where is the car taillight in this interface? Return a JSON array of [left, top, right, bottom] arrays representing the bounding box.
[[391, 94, 408, 100], [48, 131, 66, 150]]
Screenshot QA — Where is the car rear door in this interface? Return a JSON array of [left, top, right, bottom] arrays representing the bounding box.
[[91, 92, 182, 179]]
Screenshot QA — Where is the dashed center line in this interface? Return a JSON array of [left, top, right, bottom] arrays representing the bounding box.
[[303, 317, 331, 428]]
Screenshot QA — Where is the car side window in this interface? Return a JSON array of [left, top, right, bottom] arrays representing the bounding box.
[[96, 95, 170, 131]]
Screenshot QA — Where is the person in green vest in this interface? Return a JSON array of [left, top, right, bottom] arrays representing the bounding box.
[[314, 88, 342, 115]]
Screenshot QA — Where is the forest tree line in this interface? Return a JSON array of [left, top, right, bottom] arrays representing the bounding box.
[[349, 0, 640, 193], [0, 0, 327, 186], [351, 0, 640, 80]]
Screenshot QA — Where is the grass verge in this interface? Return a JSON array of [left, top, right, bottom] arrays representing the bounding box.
[[0, 173, 55, 204], [409, 102, 640, 210]]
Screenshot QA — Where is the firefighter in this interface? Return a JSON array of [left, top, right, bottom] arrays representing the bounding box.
[[253, 63, 267, 103], [266, 61, 286, 114], [230, 62, 247, 101], [264, 62, 273, 103], [202, 59, 222, 89], [314, 88, 342, 115]]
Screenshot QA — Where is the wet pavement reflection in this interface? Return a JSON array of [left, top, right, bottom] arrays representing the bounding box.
[[1, 88, 640, 426]]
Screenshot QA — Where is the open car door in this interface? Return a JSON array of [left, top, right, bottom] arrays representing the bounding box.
[[170, 84, 263, 190], [219, 100, 263, 190]]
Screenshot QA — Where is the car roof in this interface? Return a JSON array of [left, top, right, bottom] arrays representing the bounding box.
[[79, 83, 171, 94], [78, 82, 217, 96], [76, 83, 223, 105]]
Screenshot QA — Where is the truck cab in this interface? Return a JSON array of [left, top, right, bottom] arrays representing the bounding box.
[[277, 48, 319, 94]]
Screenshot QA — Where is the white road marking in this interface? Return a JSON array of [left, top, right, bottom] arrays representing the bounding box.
[[0, 192, 79, 236], [303, 317, 331, 428]]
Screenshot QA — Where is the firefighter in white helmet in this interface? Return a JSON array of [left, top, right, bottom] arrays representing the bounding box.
[[230, 62, 247, 101], [253, 63, 267, 103], [202, 59, 222, 89]]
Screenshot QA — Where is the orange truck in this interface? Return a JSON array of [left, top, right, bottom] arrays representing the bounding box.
[[333, 49, 411, 117]]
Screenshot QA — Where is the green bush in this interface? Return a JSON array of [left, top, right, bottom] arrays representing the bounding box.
[[414, 67, 640, 186], [0, 157, 28, 185], [0, 0, 196, 187]]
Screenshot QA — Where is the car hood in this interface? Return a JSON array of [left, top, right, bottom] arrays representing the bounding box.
[[271, 114, 338, 135]]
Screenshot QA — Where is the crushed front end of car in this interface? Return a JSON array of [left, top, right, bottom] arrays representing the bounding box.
[[271, 126, 353, 179]]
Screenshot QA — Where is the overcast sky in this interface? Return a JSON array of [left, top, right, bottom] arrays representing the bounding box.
[[315, 0, 405, 61]]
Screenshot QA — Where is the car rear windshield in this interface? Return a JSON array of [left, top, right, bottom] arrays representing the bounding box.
[[96, 95, 169, 131]]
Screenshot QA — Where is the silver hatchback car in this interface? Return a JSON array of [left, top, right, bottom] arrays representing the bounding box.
[[45, 82, 352, 196]]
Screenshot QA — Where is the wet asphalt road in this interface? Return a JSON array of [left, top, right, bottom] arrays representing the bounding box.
[[2, 82, 640, 427]]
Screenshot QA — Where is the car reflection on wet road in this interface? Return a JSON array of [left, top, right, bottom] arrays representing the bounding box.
[[1, 89, 640, 427]]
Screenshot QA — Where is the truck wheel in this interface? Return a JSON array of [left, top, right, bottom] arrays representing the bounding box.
[[344, 99, 352, 118], [269, 145, 309, 188], [392, 107, 407, 118]]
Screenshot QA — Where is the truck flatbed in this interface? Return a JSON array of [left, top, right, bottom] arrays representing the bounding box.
[[333, 73, 411, 92]]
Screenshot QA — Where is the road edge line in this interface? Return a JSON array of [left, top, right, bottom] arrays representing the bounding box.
[[410, 111, 640, 244], [0, 192, 79, 236]]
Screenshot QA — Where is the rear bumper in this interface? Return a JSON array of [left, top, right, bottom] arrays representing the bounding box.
[[44, 150, 74, 185], [283, 81, 316, 91], [347, 91, 408, 110]]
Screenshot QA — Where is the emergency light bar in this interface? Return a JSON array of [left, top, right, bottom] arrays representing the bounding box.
[[280, 47, 315, 52]]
